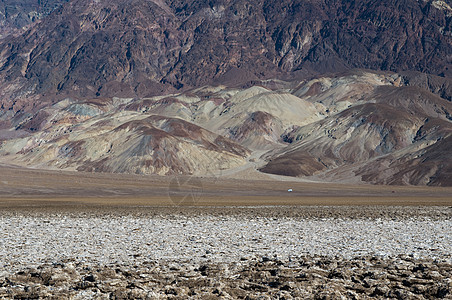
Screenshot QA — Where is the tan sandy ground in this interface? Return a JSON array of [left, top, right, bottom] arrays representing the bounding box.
[[0, 164, 451, 208]]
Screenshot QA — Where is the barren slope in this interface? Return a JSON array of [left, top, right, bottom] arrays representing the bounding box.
[[260, 83, 452, 186], [1, 70, 451, 185]]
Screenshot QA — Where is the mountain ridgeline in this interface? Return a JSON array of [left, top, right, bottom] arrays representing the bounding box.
[[0, 0, 451, 104], [0, 0, 451, 186]]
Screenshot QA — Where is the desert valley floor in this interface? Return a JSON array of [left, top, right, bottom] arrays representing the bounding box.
[[1, 164, 451, 207], [0, 165, 451, 299]]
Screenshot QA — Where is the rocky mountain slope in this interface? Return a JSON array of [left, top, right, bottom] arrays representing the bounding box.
[[0, 0, 451, 111], [0, 0, 69, 39], [0, 0, 451, 185]]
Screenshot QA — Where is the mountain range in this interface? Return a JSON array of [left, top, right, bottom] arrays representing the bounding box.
[[0, 0, 451, 186]]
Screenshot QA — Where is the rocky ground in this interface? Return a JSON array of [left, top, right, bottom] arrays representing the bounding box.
[[1, 255, 451, 299], [0, 206, 451, 299]]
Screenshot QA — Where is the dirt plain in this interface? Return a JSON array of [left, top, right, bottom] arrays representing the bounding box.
[[0, 164, 451, 209]]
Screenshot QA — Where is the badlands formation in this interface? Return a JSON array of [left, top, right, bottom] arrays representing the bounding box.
[[0, 71, 451, 185]]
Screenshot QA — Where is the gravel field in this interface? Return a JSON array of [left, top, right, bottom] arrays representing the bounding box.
[[0, 206, 451, 299]]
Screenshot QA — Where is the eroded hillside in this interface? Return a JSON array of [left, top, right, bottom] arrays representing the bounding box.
[[1, 70, 451, 185]]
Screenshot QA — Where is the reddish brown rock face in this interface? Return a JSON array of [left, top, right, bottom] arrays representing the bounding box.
[[1, 0, 451, 107]]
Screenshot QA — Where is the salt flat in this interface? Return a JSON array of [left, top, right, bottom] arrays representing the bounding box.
[[0, 207, 451, 298], [1, 207, 451, 273]]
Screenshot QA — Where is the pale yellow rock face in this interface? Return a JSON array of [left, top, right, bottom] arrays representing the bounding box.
[[432, 0, 452, 15], [0, 108, 249, 175]]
